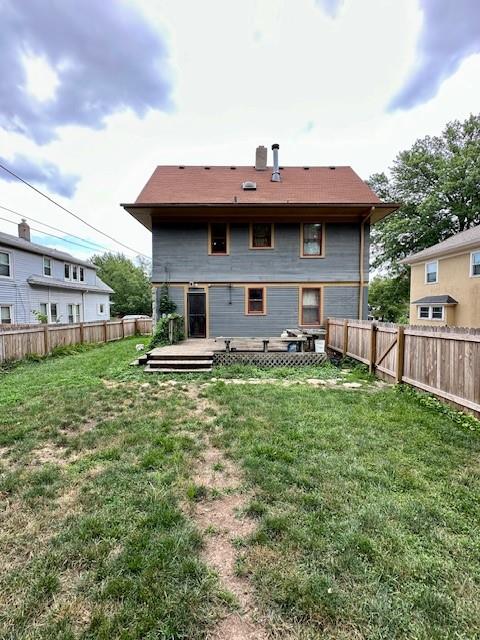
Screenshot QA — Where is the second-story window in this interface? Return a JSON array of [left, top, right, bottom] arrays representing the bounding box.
[[301, 223, 324, 257], [471, 251, 480, 277], [0, 251, 11, 278], [79, 267, 85, 282], [209, 223, 229, 255], [72, 265, 78, 281], [43, 257, 52, 277], [425, 261, 438, 283], [64, 264, 71, 280], [250, 223, 273, 249]]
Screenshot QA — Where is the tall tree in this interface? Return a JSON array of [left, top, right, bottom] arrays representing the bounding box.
[[91, 252, 152, 316], [368, 276, 410, 323], [369, 113, 480, 277]]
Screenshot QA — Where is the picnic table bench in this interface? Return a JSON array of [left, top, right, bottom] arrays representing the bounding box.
[[216, 336, 308, 352]]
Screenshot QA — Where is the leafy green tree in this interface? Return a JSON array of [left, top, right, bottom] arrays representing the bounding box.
[[368, 276, 410, 323], [158, 283, 176, 315], [91, 252, 152, 317], [370, 114, 480, 279]]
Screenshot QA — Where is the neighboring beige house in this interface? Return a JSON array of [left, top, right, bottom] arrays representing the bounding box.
[[401, 225, 480, 327]]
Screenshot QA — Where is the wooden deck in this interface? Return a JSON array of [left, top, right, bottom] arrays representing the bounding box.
[[149, 339, 216, 358]]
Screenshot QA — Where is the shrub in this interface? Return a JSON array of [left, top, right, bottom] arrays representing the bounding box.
[[149, 313, 184, 349]]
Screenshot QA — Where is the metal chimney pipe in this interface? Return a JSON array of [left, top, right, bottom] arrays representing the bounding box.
[[271, 143, 281, 182]]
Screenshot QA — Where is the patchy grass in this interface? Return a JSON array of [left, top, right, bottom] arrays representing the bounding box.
[[0, 338, 227, 639], [2, 338, 479, 639], [207, 382, 480, 639]]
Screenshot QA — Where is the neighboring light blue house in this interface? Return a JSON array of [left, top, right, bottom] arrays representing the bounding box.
[[122, 145, 399, 338], [0, 221, 113, 325]]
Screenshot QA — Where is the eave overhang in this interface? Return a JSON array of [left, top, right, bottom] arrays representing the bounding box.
[[121, 202, 400, 231]]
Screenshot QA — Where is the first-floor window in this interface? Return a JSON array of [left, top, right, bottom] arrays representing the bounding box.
[[98, 303, 105, 315], [418, 305, 444, 320], [50, 303, 58, 323], [301, 288, 321, 325], [246, 287, 265, 314], [67, 304, 75, 324], [471, 251, 480, 276], [76, 304, 81, 322], [0, 305, 12, 324]]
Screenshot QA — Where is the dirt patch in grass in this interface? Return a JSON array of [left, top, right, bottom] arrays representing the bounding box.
[[181, 385, 268, 639]]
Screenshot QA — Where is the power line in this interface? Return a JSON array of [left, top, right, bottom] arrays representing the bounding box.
[[0, 214, 107, 254], [0, 204, 107, 252], [0, 161, 150, 259]]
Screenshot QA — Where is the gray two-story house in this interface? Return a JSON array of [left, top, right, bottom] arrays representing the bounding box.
[[122, 145, 397, 338], [0, 221, 113, 325]]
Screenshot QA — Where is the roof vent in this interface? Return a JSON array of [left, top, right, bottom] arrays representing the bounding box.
[[178, 165, 185, 169], [204, 166, 211, 170], [303, 167, 310, 170], [242, 181, 257, 190], [230, 166, 237, 170], [329, 166, 336, 170]]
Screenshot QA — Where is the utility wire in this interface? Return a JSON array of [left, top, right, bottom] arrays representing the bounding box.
[[0, 204, 107, 252], [0, 161, 150, 259], [0, 214, 108, 254]]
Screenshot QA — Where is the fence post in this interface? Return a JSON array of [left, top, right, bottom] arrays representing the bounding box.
[[43, 324, 50, 355], [79, 323, 85, 344], [369, 321, 377, 373], [121, 319, 125, 339], [324, 318, 330, 351], [395, 325, 405, 384], [103, 320, 108, 343], [343, 319, 349, 356]]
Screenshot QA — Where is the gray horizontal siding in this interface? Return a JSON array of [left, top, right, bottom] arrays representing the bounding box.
[[152, 222, 364, 283], [209, 286, 299, 337], [323, 286, 360, 320]]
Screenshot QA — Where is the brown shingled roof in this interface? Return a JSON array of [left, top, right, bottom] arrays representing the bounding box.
[[134, 165, 382, 205]]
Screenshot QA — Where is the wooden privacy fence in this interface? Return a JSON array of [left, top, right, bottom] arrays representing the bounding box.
[[326, 318, 480, 418], [0, 318, 152, 365]]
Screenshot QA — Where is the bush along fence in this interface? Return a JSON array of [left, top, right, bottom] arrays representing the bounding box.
[[326, 318, 480, 418], [149, 314, 184, 349], [0, 318, 152, 365]]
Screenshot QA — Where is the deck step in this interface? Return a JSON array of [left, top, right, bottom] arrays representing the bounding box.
[[148, 353, 214, 361], [144, 366, 213, 374], [147, 359, 212, 369]]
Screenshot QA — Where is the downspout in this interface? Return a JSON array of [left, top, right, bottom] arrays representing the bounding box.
[[359, 207, 375, 319]]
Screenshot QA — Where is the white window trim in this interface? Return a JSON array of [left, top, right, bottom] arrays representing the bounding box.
[[424, 260, 438, 284], [0, 248, 13, 279], [417, 304, 445, 321], [49, 302, 59, 323], [470, 250, 480, 278], [64, 263, 71, 281], [97, 303, 106, 315], [0, 304, 14, 324], [43, 256, 52, 277]]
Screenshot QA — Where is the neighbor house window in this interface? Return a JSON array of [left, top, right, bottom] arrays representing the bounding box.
[[301, 288, 321, 325], [209, 223, 229, 255], [67, 304, 75, 324], [39, 303, 48, 321], [72, 265, 78, 281], [98, 303, 105, 315], [418, 305, 444, 320], [43, 257, 52, 277], [245, 287, 265, 315], [471, 251, 480, 277], [0, 251, 11, 278], [76, 304, 81, 322], [64, 263, 71, 280], [50, 303, 58, 323], [301, 223, 324, 257], [0, 305, 12, 324], [250, 223, 274, 249], [79, 267, 85, 282], [425, 261, 438, 283]]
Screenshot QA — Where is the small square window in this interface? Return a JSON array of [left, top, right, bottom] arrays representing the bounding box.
[[432, 306, 443, 320], [0, 251, 11, 278], [98, 303, 105, 315], [425, 261, 438, 283], [250, 223, 273, 249], [419, 306, 430, 319], [43, 257, 52, 277], [471, 251, 480, 276]]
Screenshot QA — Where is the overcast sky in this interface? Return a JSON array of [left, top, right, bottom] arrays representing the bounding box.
[[0, 0, 479, 260]]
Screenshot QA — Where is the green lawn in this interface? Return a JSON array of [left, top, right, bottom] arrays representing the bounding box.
[[1, 339, 479, 639]]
